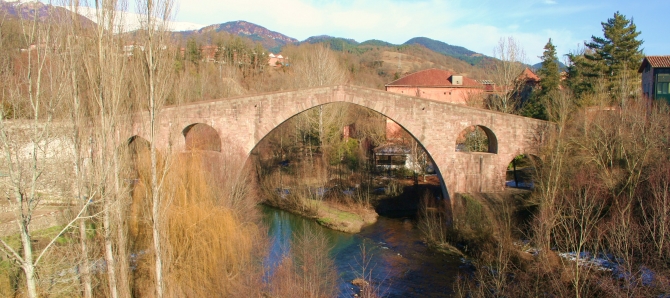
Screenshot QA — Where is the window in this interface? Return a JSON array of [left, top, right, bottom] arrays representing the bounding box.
[[657, 74, 670, 95], [658, 83, 669, 95]]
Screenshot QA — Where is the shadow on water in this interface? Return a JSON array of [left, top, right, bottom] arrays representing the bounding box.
[[262, 204, 463, 297], [374, 181, 443, 219]]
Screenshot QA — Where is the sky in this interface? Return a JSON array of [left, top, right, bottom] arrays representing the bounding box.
[[80, 0, 670, 64]]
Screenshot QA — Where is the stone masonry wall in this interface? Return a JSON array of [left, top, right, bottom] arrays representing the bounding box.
[[127, 85, 550, 200]]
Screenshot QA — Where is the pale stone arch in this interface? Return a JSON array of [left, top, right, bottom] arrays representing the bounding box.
[[455, 125, 498, 154], [120, 135, 152, 182], [182, 123, 222, 152], [504, 153, 541, 189]]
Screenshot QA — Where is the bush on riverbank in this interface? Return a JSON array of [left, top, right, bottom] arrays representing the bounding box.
[[267, 226, 338, 297], [453, 97, 670, 297]]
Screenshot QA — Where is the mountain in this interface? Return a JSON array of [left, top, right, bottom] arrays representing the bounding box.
[[301, 35, 361, 51], [360, 39, 396, 47], [177, 20, 488, 67], [403, 37, 486, 66], [303, 35, 358, 45], [0, 0, 95, 27], [531, 61, 567, 72], [195, 21, 298, 53], [302, 36, 398, 49]]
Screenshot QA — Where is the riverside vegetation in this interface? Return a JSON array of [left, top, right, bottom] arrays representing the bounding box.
[[418, 13, 670, 297]]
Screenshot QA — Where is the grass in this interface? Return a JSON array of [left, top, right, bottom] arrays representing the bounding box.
[[0, 224, 71, 251], [0, 224, 79, 297], [311, 200, 375, 233]]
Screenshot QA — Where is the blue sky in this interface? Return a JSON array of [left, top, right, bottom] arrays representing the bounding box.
[[154, 0, 667, 64]]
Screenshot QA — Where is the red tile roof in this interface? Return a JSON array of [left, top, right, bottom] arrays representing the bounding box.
[[518, 67, 540, 82], [639, 56, 670, 72], [386, 68, 482, 88]]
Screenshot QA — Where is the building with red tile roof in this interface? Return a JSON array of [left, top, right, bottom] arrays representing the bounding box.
[[639, 56, 670, 104], [518, 67, 540, 84], [385, 68, 486, 105], [516, 67, 540, 103], [384, 68, 492, 139]]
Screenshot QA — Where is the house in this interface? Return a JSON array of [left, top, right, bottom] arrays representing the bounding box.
[[385, 68, 487, 105], [268, 53, 288, 67], [517, 67, 540, 103], [639, 56, 670, 104], [384, 68, 491, 139], [373, 144, 413, 172], [201, 45, 218, 62], [372, 143, 434, 174]]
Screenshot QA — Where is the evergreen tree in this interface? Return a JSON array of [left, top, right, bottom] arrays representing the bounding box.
[[565, 50, 593, 101], [523, 39, 559, 120], [538, 39, 560, 94], [584, 11, 643, 102], [185, 37, 202, 66]]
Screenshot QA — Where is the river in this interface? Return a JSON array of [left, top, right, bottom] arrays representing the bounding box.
[[262, 205, 464, 297]]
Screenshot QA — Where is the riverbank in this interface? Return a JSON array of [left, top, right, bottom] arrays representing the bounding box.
[[263, 197, 378, 233], [314, 200, 378, 233]]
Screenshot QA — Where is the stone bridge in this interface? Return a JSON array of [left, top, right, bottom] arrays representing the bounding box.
[[126, 85, 549, 200]]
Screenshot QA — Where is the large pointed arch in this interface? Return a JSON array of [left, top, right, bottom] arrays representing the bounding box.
[[248, 101, 451, 201]]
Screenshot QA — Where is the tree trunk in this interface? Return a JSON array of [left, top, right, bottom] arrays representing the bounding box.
[[18, 217, 38, 298], [149, 46, 165, 298], [513, 159, 518, 187], [114, 142, 131, 298], [79, 218, 93, 298]]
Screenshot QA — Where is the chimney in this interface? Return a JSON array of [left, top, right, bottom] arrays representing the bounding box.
[[451, 75, 463, 86]]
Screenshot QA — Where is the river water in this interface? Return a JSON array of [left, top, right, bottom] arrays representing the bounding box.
[[262, 205, 464, 297]]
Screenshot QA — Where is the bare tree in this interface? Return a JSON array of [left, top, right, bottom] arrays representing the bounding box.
[[133, 0, 175, 296], [62, 2, 94, 296], [0, 4, 89, 297], [642, 161, 670, 260], [552, 172, 606, 298], [75, 0, 132, 296], [488, 37, 527, 113], [291, 43, 347, 89]]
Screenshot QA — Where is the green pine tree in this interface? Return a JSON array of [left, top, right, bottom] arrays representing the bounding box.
[[523, 39, 559, 120], [538, 39, 560, 95], [185, 37, 202, 66], [584, 11, 643, 102], [565, 51, 594, 102]]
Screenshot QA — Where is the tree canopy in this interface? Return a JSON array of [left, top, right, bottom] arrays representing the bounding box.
[[567, 12, 643, 104], [523, 39, 559, 120]]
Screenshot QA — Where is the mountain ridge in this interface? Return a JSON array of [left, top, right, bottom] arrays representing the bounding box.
[[194, 20, 298, 53], [0, 0, 95, 28], [177, 20, 487, 65]]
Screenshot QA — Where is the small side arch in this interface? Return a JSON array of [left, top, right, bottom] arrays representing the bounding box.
[[505, 153, 541, 189], [455, 125, 498, 154], [182, 123, 222, 152]]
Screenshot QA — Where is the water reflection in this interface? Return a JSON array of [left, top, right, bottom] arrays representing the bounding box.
[[262, 205, 462, 297]]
